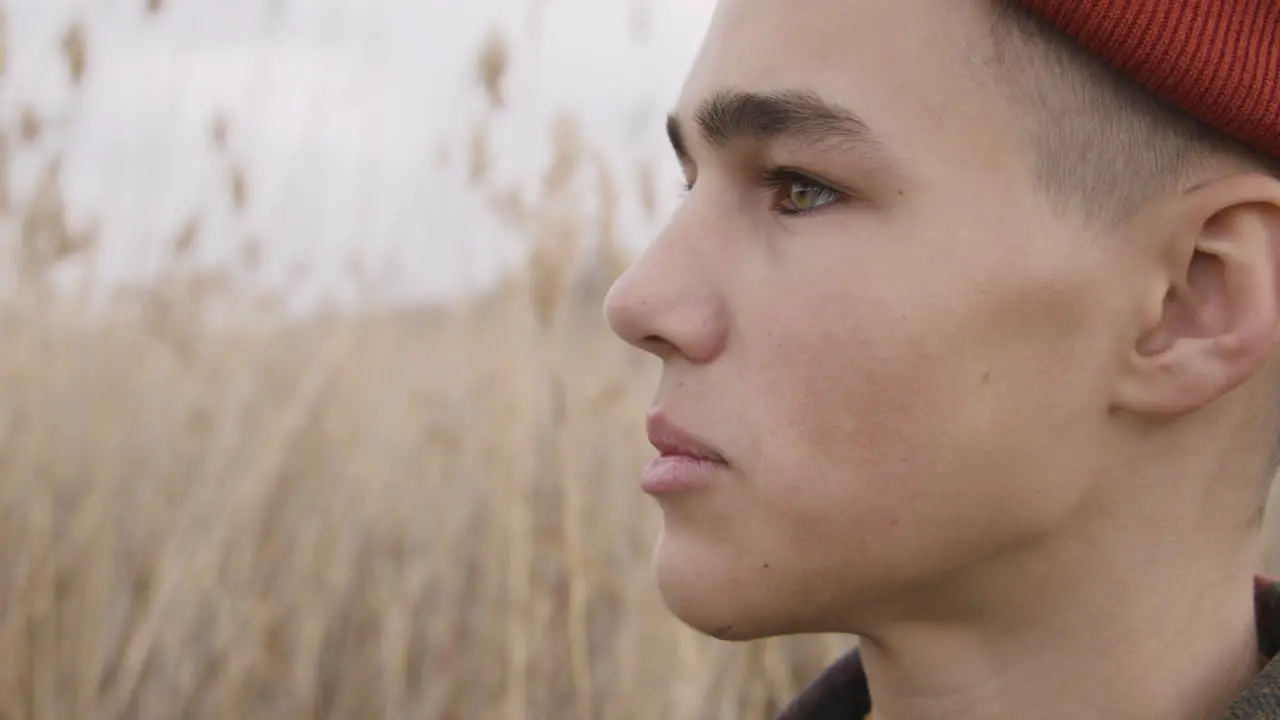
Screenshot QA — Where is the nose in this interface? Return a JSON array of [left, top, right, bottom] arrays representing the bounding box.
[[602, 213, 729, 364]]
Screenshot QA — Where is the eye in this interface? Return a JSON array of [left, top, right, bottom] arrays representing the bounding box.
[[764, 169, 845, 216]]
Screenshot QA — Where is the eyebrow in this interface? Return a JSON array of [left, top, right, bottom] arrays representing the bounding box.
[[666, 89, 883, 161]]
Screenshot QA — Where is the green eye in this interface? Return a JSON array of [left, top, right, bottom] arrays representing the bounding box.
[[765, 169, 844, 215], [788, 180, 839, 212]]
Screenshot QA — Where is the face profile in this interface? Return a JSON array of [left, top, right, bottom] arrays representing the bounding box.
[[604, 1, 1280, 718]]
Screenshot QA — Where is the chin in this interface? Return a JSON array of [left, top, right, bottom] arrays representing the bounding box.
[[656, 573, 771, 642], [651, 530, 794, 642], [650, 519, 905, 640]]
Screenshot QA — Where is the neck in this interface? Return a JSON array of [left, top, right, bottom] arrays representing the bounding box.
[[856, 510, 1264, 720]]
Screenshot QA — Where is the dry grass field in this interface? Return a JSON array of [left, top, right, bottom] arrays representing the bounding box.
[[0, 252, 852, 720], [4, 5, 1280, 719]]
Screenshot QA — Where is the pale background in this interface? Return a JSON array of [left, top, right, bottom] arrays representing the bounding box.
[[2, 0, 715, 313]]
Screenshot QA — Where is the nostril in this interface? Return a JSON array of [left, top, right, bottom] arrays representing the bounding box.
[[638, 335, 679, 360]]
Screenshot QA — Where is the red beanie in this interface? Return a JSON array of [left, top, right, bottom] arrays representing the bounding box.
[[1015, 0, 1280, 160]]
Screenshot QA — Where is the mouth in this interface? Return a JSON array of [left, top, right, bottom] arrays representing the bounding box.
[[642, 411, 729, 495]]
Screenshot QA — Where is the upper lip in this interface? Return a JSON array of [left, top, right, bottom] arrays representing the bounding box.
[[645, 411, 727, 464]]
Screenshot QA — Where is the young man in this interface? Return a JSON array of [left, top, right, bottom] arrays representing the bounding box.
[[602, 0, 1280, 718]]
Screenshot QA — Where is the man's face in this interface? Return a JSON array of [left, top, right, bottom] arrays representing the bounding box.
[[604, 0, 1134, 639]]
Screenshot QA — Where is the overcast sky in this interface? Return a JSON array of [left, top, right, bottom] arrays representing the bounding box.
[[2, 0, 715, 311]]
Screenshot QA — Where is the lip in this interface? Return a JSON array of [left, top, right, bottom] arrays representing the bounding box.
[[642, 412, 728, 495]]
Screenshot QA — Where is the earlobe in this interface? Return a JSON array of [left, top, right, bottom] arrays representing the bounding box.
[[1113, 173, 1280, 418]]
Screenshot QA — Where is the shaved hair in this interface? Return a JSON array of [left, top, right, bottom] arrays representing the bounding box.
[[984, 2, 1280, 505], [985, 0, 1280, 223]]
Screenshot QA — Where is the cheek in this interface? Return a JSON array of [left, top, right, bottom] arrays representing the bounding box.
[[736, 268, 1106, 578], [750, 303, 956, 523]]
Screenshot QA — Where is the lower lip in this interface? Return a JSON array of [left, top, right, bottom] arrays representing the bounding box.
[[640, 455, 726, 495]]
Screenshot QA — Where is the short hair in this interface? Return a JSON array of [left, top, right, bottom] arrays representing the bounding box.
[[986, 3, 1280, 501], [985, 0, 1280, 223]]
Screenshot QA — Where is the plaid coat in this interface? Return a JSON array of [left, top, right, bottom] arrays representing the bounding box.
[[778, 576, 1280, 719]]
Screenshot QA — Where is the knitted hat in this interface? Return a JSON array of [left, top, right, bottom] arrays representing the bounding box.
[[1014, 0, 1280, 160]]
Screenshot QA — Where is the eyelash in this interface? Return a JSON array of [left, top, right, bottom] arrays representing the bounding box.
[[678, 168, 847, 216]]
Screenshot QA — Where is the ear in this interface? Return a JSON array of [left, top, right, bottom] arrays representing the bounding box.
[[1113, 172, 1280, 417]]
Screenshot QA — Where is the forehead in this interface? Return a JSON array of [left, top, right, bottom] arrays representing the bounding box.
[[675, 0, 1023, 172]]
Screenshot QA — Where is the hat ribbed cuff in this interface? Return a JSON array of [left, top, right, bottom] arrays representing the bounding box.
[[1016, 0, 1280, 160]]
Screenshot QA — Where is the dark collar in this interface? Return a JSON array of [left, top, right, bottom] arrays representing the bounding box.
[[778, 576, 1280, 720]]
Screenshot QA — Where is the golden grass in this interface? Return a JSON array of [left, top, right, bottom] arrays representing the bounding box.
[[0, 189, 853, 720], [5, 7, 1280, 719]]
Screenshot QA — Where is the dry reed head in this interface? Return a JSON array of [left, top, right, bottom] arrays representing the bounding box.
[[211, 116, 229, 152], [18, 107, 41, 144], [61, 23, 87, 86], [476, 28, 509, 109]]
